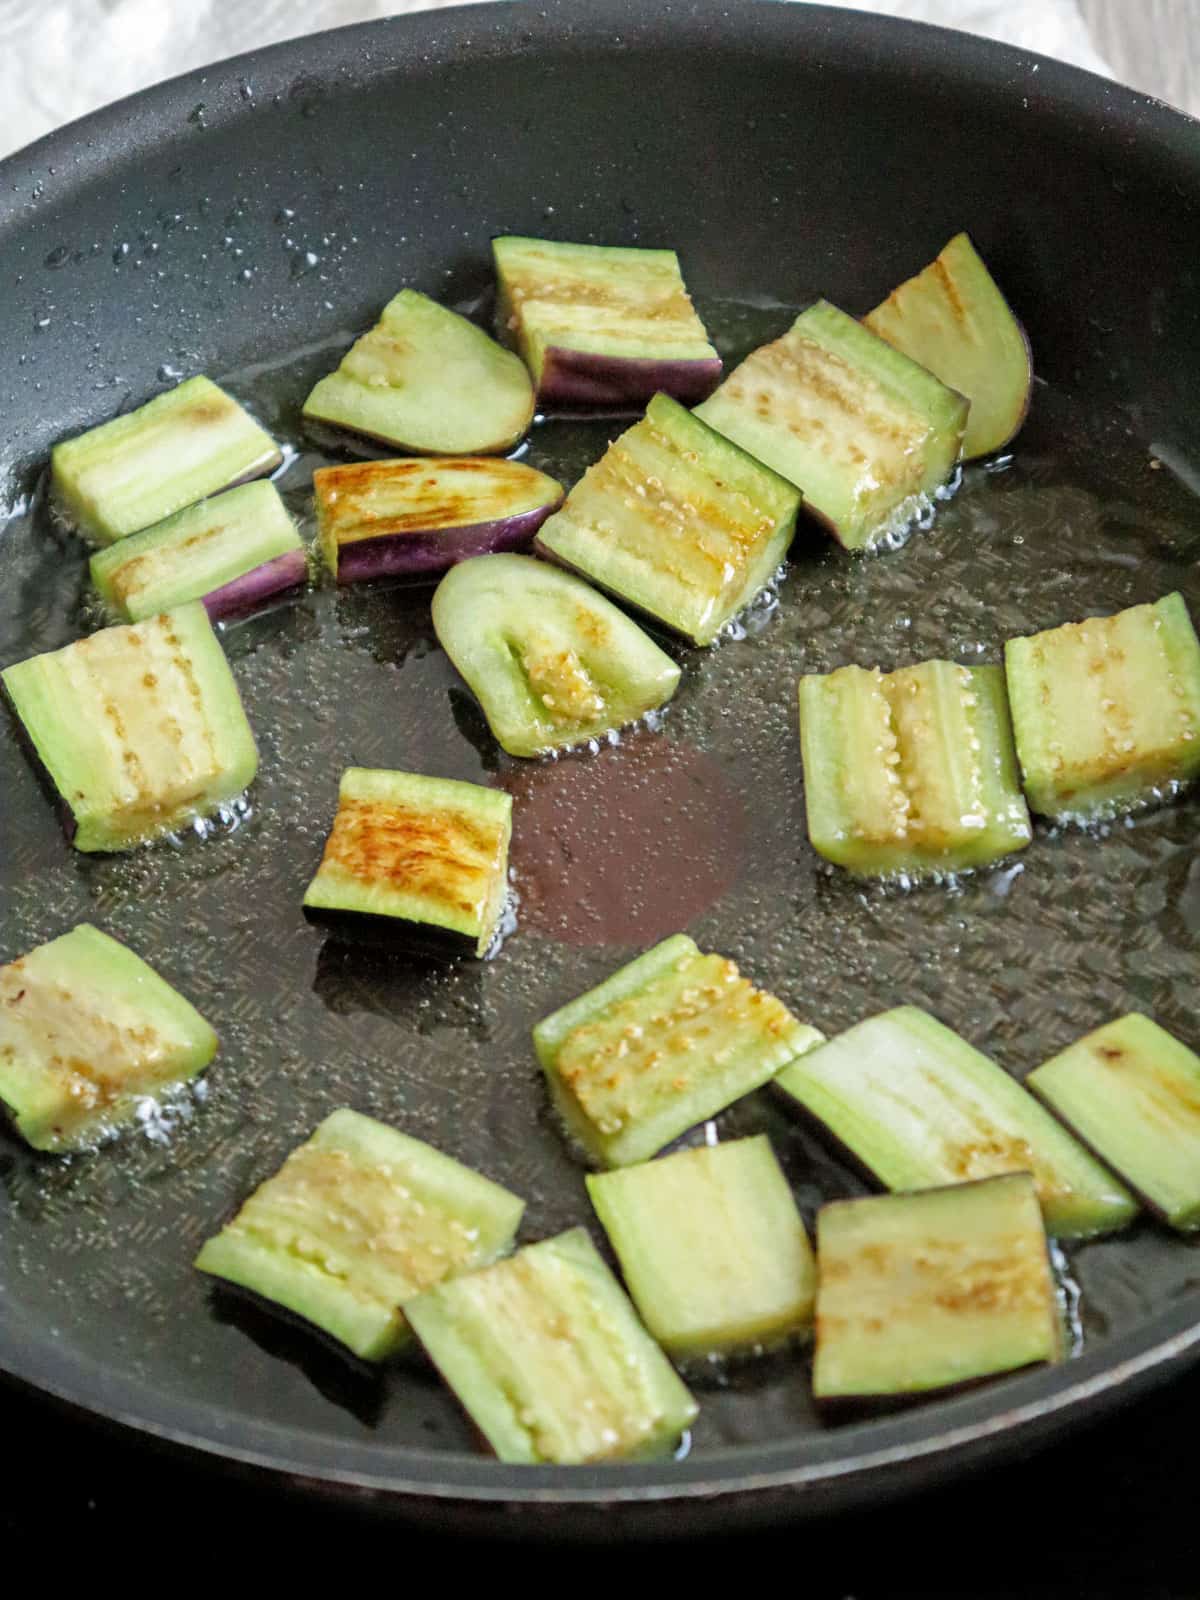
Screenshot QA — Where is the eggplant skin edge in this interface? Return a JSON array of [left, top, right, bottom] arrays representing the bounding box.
[[202, 549, 310, 620], [536, 347, 723, 410], [302, 903, 483, 962], [333, 502, 563, 585], [812, 1356, 1051, 1420]]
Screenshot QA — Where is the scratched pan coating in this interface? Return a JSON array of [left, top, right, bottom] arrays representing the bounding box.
[[1, 1, 1200, 1535]]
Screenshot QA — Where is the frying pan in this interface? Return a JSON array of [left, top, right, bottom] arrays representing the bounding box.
[[2, 0, 1200, 1538]]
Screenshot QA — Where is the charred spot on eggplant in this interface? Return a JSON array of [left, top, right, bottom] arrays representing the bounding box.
[[302, 767, 512, 959], [302, 289, 535, 456], [695, 299, 967, 550], [797, 658, 1031, 878], [0, 923, 217, 1153], [50, 376, 282, 545], [1028, 1014, 1200, 1230], [813, 1174, 1063, 1407], [430, 553, 681, 758], [1, 601, 258, 853], [535, 392, 800, 646], [492, 236, 721, 410], [586, 1134, 815, 1361], [1004, 591, 1200, 821], [776, 1006, 1136, 1239], [89, 479, 306, 622], [534, 933, 824, 1168], [195, 1108, 525, 1362], [865, 232, 1033, 460], [314, 457, 563, 584], [406, 1227, 698, 1463]]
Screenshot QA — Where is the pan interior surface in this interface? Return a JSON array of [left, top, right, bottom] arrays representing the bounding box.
[[1, 0, 1200, 1521]]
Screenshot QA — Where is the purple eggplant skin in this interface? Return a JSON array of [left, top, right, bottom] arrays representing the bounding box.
[[201, 549, 310, 621], [334, 504, 561, 585], [315, 458, 565, 584], [537, 348, 723, 411]]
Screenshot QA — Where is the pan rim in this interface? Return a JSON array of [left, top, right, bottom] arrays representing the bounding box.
[[3, 0, 1200, 1520]]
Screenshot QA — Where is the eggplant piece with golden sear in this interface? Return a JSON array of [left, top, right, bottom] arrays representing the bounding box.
[[1004, 591, 1200, 821], [195, 1109, 525, 1361], [407, 1227, 698, 1463], [303, 768, 513, 959], [2, 601, 258, 853], [314, 457, 563, 583], [865, 232, 1032, 460], [696, 299, 967, 550], [536, 392, 800, 646], [0, 923, 217, 1153], [535, 933, 824, 1168]]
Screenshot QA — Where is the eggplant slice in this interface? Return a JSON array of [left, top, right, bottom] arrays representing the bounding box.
[[587, 1134, 816, 1361], [2, 601, 258, 852], [797, 658, 1031, 878], [864, 232, 1033, 460], [431, 553, 681, 758], [1028, 1014, 1200, 1230], [195, 1108, 525, 1361], [89, 479, 306, 622], [535, 392, 800, 646], [303, 290, 535, 456], [493, 235, 721, 409], [813, 1174, 1063, 1407], [302, 767, 513, 959], [314, 457, 563, 583], [775, 1006, 1136, 1239], [1004, 591, 1200, 821], [534, 933, 824, 1168], [695, 299, 967, 550], [0, 923, 217, 1153], [407, 1227, 698, 1464], [51, 375, 283, 545]]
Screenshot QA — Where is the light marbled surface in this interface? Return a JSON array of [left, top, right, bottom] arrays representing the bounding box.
[[1080, 0, 1200, 115]]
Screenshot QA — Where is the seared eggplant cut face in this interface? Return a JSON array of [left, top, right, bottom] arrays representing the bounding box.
[[492, 235, 721, 409], [302, 290, 534, 456], [0, 924, 217, 1153], [431, 553, 681, 758], [797, 659, 1031, 878], [314, 457, 564, 584], [302, 767, 512, 958], [865, 233, 1033, 459], [776, 1007, 1136, 1239], [51, 376, 282, 545], [195, 1109, 524, 1362], [1004, 592, 1200, 820], [406, 1227, 698, 1463], [89, 480, 305, 622], [535, 393, 800, 646], [534, 934, 824, 1168], [695, 300, 967, 550], [2, 601, 258, 853], [586, 1135, 815, 1360], [1028, 1015, 1200, 1230], [813, 1174, 1063, 1405]]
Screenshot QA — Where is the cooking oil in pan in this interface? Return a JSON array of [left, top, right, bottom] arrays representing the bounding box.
[[0, 296, 1198, 1452]]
